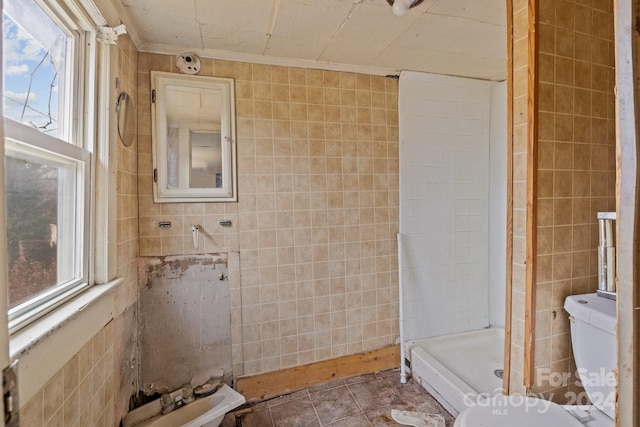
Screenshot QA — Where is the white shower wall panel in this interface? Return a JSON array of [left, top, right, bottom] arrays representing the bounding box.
[[489, 81, 507, 327], [400, 71, 491, 340]]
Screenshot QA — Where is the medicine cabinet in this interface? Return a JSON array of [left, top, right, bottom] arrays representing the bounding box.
[[151, 72, 237, 202]]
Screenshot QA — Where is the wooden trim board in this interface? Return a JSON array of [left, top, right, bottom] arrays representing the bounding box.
[[523, 0, 538, 389], [236, 345, 400, 402], [503, 0, 514, 396], [613, 0, 640, 424]]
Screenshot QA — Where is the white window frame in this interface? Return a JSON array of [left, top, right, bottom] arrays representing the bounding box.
[[3, 0, 98, 333], [4, 120, 91, 331]]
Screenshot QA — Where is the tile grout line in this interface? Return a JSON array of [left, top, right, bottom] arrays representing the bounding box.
[[267, 405, 276, 427], [267, 388, 315, 426], [344, 382, 373, 426], [306, 387, 326, 427]]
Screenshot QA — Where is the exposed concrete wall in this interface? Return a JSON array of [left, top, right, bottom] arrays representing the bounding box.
[[113, 305, 137, 417], [138, 254, 232, 394]]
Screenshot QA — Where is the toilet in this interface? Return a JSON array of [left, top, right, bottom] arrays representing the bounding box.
[[454, 293, 616, 427]]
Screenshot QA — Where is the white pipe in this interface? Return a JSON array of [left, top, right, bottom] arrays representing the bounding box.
[[398, 232, 407, 383]]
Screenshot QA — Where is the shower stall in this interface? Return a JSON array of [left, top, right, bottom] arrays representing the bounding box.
[[398, 71, 507, 415]]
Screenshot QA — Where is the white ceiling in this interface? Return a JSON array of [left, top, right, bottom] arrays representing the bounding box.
[[115, 0, 507, 80]]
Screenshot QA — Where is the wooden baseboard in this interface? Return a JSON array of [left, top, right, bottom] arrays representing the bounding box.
[[236, 345, 400, 401]]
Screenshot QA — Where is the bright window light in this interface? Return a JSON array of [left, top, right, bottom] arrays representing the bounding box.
[[2, 0, 94, 332]]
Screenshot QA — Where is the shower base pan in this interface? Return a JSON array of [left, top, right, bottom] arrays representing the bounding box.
[[407, 328, 504, 416]]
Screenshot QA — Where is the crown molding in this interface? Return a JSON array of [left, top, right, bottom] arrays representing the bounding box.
[[139, 42, 400, 77]]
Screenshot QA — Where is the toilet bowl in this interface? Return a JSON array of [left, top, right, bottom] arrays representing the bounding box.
[[123, 384, 245, 427], [454, 293, 616, 427], [454, 395, 584, 427]]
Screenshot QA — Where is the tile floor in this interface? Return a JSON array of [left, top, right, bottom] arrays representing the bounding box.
[[222, 369, 455, 426]]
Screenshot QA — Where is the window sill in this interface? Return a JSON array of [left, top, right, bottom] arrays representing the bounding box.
[[9, 278, 123, 407]]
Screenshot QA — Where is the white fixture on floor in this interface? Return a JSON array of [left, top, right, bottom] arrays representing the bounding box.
[[454, 293, 616, 427], [123, 384, 245, 427], [386, 0, 424, 16], [409, 327, 504, 416], [391, 409, 445, 427]]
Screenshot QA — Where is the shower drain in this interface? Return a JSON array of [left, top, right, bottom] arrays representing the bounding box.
[[494, 369, 504, 379]]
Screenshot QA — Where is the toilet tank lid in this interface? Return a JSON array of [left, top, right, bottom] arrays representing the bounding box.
[[564, 293, 616, 333]]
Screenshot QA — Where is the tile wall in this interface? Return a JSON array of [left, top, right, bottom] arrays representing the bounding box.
[[20, 323, 116, 427], [112, 33, 140, 422], [534, 0, 615, 402], [509, 0, 616, 401], [137, 55, 400, 376], [114, 34, 140, 309]]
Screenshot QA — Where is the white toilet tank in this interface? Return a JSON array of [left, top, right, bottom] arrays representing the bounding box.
[[564, 293, 616, 420]]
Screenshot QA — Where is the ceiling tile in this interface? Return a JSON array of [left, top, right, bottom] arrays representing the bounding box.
[[112, 0, 507, 80], [121, 0, 143, 8], [428, 0, 504, 23], [386, 13, 469, 52], [370, 46, 436, 72], [416, 50, 506, 80], [200, 24, 270, 55], [485, 7, 507, 26], [319, 2, 421, 66], [194, 0, 275, 31], [444, 21, 506, 57], [125, 8, 203, 48], [265, 0, 356, 60], [195, 0, 275, 54], [123, 0, 196, 17]]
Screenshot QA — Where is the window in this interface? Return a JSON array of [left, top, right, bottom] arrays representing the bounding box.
[[2, 0, 94, 331]]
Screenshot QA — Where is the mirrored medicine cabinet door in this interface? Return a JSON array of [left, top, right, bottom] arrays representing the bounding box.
[[151, 71, 237, 202]]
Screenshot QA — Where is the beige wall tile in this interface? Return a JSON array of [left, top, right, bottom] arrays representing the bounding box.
[[508, 0, 615, 402], [25, 326, 115, 427], [137, 57, 399, 376]]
